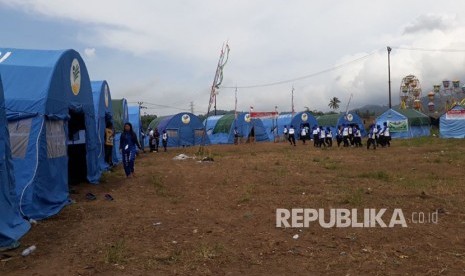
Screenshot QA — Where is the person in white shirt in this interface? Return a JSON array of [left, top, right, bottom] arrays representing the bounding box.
[[312, 126, 319, 147], [353, 126, 362, 147], [342, 124, 349, 147], [300, 125, 307, 145], [318, 126, 326, 148], [348, 124, 354, 146], [367, 124, 377, 150], [382, 122, 391, 147], [336, 126, 343, 147], [288, 125, 296, 146], [283, 125, 289, 143], [325, 127, 333, 147], [162, 130, 168, 152]]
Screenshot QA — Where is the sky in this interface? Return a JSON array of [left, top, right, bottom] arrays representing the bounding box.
[[1, 0, 465, 116]]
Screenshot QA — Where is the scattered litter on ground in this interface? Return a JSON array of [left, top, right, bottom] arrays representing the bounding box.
[[293, 234, 299, 240], [173, 154, 192, 160], [21, 245, 36, 257], [153, 222, 162, 226]]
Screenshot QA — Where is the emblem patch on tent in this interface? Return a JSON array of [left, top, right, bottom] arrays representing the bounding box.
[[70, 59, 81, 96], [301, 113, 308, 122], [346, 113, 353, 122], [104, 84, 109, 108], [182, 114, 191, 124], [244, 113, 251, 123]]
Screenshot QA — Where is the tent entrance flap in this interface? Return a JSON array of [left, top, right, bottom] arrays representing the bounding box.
[[68, 109, 87, 185]]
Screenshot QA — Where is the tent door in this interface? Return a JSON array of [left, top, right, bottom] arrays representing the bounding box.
[[68, 109, 87, 185]]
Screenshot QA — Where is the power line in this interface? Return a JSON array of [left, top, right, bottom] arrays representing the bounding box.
[[141, 102, 190, 111], [221, 48, 382, 89], [391, 46, 465, 53]]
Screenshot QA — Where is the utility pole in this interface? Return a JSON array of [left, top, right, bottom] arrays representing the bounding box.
[[291, 86, 295, 116], [137, 101, 147, 110], [190, 101, 194, 114], [387, 46, 392, 109]]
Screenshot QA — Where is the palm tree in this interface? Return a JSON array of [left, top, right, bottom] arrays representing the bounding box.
[[328, 97, 341, 111]]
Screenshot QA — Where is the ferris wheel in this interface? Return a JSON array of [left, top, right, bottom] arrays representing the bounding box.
[[427, 80, 465, 113], [400, 75, 422, 110]]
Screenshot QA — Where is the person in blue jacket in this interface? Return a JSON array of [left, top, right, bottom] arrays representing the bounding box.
[[119, 122, 142, 178]]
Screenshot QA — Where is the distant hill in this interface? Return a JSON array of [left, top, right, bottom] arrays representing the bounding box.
[[349, 104, 389, 117]]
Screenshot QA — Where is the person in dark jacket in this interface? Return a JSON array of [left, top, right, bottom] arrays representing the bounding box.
[[119, 122, 142, 178]]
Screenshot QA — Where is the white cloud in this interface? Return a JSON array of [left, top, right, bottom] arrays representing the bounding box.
[[2, 0, 465, 115]]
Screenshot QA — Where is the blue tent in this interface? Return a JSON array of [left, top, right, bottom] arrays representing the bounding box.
[[128, 105, 145, 150], [291, 111, 319, 139], [148, 113, 209, 147], [317, 113, 367, 136], [260, 114, 292, 141], [440, 105, 465, 138], [111, 98, 129, 164], [337, 112, 367, 136], [0, 75, 30, 248], [91, 81, 113, 171], [1, 48, 101, 219], [205, 113, 269, 144], [376, 108, 430, 138]]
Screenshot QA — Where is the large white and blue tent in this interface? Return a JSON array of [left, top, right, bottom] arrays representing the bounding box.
[[128, 105, 145, 150], [0, 75, 30, 249], [375, 108, 430, 138], [91, 80, 113, 171], [148, 112, 209, 147], [205, 113, 269, 144], [0, 48, 101, 219], [111, 98, 129, 164], [440, 105, 465, 138]]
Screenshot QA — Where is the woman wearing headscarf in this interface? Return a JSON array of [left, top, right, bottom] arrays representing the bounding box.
[[119, 122, 142, 178]]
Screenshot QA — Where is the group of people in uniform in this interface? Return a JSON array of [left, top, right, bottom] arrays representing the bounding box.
[[282, 122, 391, 150]]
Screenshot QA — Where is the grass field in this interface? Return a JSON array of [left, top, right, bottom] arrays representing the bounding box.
[[1, 138, 465, 275]]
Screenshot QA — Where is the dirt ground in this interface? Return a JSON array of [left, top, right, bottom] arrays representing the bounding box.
[[1, 138, 465, 275]]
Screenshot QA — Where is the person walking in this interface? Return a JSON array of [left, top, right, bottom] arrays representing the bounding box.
[[336, 125, 343, 147], [325, 127, 333, 147], [104, 121, 114, 167], [382, 122, 391, 147], [288, 125, 296, 146], [162, 130, 169, 152], [283, 125, 289, 143], [234, 127, 240, 145], [367, 124, 377, 150], [153, 128, 160, 152], [342, 124, 349, 147], [300, 125, 307, 145], [120, 122, 142, 178]]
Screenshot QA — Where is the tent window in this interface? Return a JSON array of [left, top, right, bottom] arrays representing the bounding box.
[[46, 120, 66, 158], [166, 129, 178, 138], [195, 129, 205, 137], [8, 118, 33, 159]]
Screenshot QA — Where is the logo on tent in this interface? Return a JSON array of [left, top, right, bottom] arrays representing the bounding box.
[[104, 84, 109, 108], [346, 113, 353, 122], [301, 113, 308, 122], [70, 59, 81, 96], [244, 113, 251, 123], [182, 114, 191, 124]]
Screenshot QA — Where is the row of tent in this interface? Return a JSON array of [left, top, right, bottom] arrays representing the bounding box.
[[202, 109, 433, 142], [2, 47, 465, 248], [0, 48, 150, 248]]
